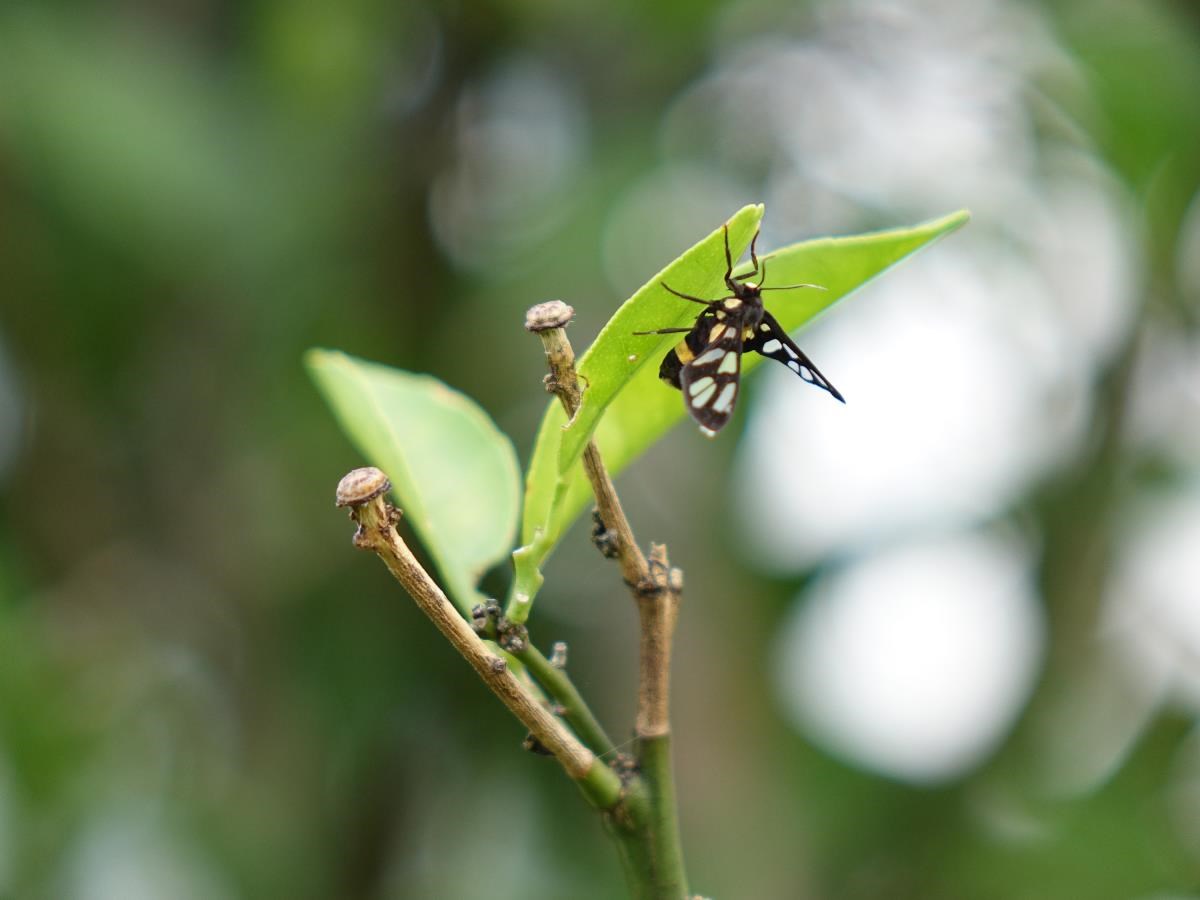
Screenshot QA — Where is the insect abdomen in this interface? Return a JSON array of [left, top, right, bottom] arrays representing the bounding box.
[[659, 320, 710, 390], [659, 350, 684, 389]]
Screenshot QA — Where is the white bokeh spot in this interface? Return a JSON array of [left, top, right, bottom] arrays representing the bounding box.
[[773, 532, 1044, 783], [1107, 480, 1200, 708]]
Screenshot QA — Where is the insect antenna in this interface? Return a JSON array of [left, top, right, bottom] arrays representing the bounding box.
[[660, 281, 720, 305]]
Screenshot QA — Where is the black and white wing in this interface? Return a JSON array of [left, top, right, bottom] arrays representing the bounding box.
[[679, 316, 746, 435], [745, 311, 845, 403]]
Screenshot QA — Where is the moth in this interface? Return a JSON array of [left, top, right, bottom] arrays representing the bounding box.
[[636, 224, 844, 436]]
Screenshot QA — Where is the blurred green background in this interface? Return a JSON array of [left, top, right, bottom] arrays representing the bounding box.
[[2, 1, 1200, 898]]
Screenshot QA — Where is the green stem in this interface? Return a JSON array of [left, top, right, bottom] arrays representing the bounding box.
[[637, 734, 688, 898], [597, 746, 688, 900], [604, 778, 656, 900], [518, 643, 618, 756], [574, 758, 624, 811]]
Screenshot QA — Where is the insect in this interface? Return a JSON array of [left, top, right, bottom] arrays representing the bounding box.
[[635, 224, 845, 435]]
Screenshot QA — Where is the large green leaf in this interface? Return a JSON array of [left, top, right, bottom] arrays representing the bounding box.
[[510, 209, 969, 616], [307, 349, 520, 614]]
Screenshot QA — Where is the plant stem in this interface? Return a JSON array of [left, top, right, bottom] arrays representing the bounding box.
[[638, 735, 688, 898], [605, 779, 657, 900], [525, 300, 651, 589], [636, 544, 681, 739], [335, 469, 622, 810], [517, 642, 618, 756], [631, 544, 688, 899]]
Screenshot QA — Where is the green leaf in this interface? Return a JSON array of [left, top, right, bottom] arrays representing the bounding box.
[[306, 349, 520, 615], [511, 209, 969, 614]]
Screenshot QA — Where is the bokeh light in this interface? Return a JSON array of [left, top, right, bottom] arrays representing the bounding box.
[[430, 57, 587, 272], [1108, 481, 1200, 710], [773, 531, 1043, 783]]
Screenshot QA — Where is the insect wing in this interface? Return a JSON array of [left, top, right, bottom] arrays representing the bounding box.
[[746, 311, 845, 402], [679, 317, 745, 434]]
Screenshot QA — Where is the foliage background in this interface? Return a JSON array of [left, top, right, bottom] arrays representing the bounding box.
[[1, 1, 1199, 897]]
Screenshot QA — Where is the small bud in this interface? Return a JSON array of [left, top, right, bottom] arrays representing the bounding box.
[[549, 641, 568, 669], [470, 604, 489, 635], [524, 300, 574, 332], [335, 467, 391, 507], [498, 621, 528, 653], [591, 508, 620, 559], [613, 751, 639, 779], [669, 567, 684, 593], [522, 733, 553, 756], [490, 657, 507, 673]]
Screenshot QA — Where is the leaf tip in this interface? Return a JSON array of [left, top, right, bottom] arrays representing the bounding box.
[[725, 202, 766, 229], [303, 346, 345, 375], [945, 208, 972, 230]]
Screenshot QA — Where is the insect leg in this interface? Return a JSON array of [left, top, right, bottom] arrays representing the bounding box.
[[632, 327, 694, 335], [727, 225, 763, 289], [722, 224, 734, 290]]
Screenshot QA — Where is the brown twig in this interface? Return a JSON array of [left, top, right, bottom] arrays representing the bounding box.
[[525, 301, 651, 591], [636, 544, 683, 738], [334, 467, 621, 808]]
